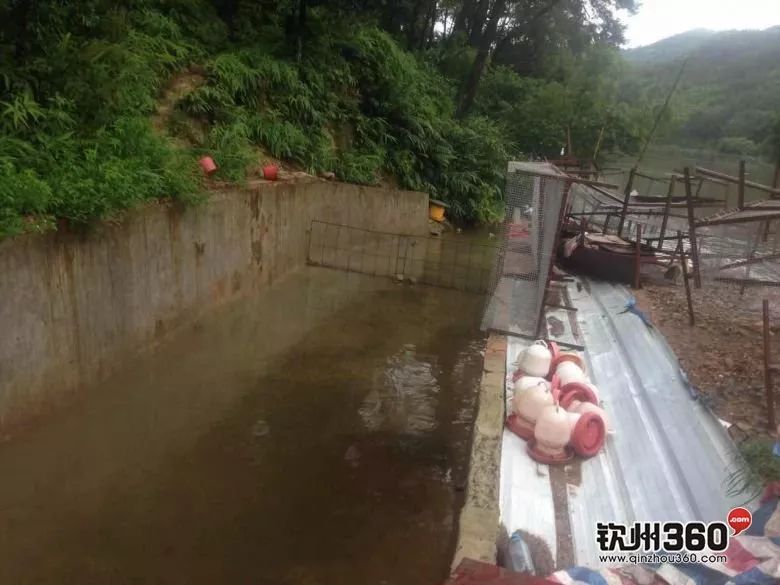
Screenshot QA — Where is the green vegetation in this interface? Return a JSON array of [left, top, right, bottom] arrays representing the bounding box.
[[727, 438, 780, 501], [621, 27, 780, 158], [1, 0, 651, 235]]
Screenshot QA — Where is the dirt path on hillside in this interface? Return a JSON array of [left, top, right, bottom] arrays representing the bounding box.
[[634, 276, 780, 437], [151, 69, 206, 137]]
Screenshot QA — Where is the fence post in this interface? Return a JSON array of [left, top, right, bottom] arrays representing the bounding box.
[[659, 176, 676, 249], [763, 299, 776, 430], [678, 232, 695, 326], [683, 167, 702, 288], [633, 224, 642, 289], [738, 159, 746, 210], [618, 166, 636, 237]]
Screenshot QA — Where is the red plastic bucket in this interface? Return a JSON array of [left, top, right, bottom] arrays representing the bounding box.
[[199, 156, 218, 176], [263, 164, 279, 181]]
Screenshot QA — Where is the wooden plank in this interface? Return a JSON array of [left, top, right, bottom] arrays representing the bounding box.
[[634, 223, 642, 289], [658, 176, 676, 247], [679, 232, 695, 326], [634, 169, 667, 182], [684, 168, 702, 288], [719, 251, 780, 271], [738, 160, 746, 210], [486, 327, 586, 351], [697, 211, 780, 227], [510, 168, 617, 189], [618, 167, 636, 236], [696, 165, 780, 196], [666, 172, 730, 187]]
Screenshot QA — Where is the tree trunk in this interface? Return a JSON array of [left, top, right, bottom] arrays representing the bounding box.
[[419, 0, 437, 49], [296, 0, 307, 62], [468, 0, 492, 46], [457, 0, 506, 118], [407, 0, 433, 49], [452, 0, 477, 38]]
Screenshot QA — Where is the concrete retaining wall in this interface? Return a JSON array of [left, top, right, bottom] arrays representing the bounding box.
[[0, 180, 428, 433], [452, 333, 506, 568]]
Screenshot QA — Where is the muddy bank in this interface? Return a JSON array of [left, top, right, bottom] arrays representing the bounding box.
[[0, 266, 488, 584], [636, 278, 778, 436]]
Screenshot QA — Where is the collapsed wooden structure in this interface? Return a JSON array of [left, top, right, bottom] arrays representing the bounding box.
[[552, 156, 780, 429]]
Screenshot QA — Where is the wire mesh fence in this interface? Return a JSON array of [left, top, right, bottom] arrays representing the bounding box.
[[481, 162, 568, 337], [697, 220, 780, 287], [307, 220, 497, 294]]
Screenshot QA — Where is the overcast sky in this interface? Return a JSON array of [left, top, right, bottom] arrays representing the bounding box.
[[620, 0, 780, 48]]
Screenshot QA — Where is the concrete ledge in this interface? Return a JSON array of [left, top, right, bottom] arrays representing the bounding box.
[[452, 333, 506, 568]]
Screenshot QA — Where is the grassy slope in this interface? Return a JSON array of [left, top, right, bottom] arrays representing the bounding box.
[[0, 8, 512, 237]]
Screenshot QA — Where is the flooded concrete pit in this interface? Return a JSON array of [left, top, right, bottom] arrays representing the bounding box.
[[0, 266, 488, 584]]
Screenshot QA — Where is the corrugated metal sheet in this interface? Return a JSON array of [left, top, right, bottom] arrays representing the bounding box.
[[500, 277, 748, 570]]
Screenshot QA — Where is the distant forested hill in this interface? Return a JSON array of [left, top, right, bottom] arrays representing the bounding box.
[[621, 27, 780, 157]]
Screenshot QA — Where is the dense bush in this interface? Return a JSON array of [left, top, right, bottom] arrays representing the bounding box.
[[176, 25, 511, 222], [0, 7, 201, 236]]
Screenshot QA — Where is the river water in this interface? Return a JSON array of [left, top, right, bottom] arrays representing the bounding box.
[[0, 264, 487, 584]]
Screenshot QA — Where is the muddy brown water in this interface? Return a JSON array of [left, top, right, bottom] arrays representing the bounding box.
[[0, 265, 488, 584]]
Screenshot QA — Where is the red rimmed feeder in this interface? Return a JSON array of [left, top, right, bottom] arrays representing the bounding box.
[[559, 381, 599, 409], [509, 379, 554, 440], [550, 351, 586, 374], [570, 401, 612, 433], [569, 411, 606, 458], [554, 357, 588, 386], [526, 383, 607, 464], [515, 340, 553, 378], [528, 402, 576, 464]]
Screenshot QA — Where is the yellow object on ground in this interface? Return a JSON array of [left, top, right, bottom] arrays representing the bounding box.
[[429, 198, 449, 222]]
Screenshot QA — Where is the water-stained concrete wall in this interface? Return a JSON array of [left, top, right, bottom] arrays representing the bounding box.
[[0, 180, 428, 433]]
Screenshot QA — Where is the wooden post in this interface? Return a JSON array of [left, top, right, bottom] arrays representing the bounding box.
[[763, 299, 776, 430], [679, 232, 695, 326], [634, 223, 642, 289], [669, 232, 683, 267], [602, 212, 611, 234], [658, 176, 676, 249], [683, 167, 702, 288], [773, 160, 780, 191], [618, 166, 636, 237], [738, 160, 746, 210], [592, 124, 606, 163]]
